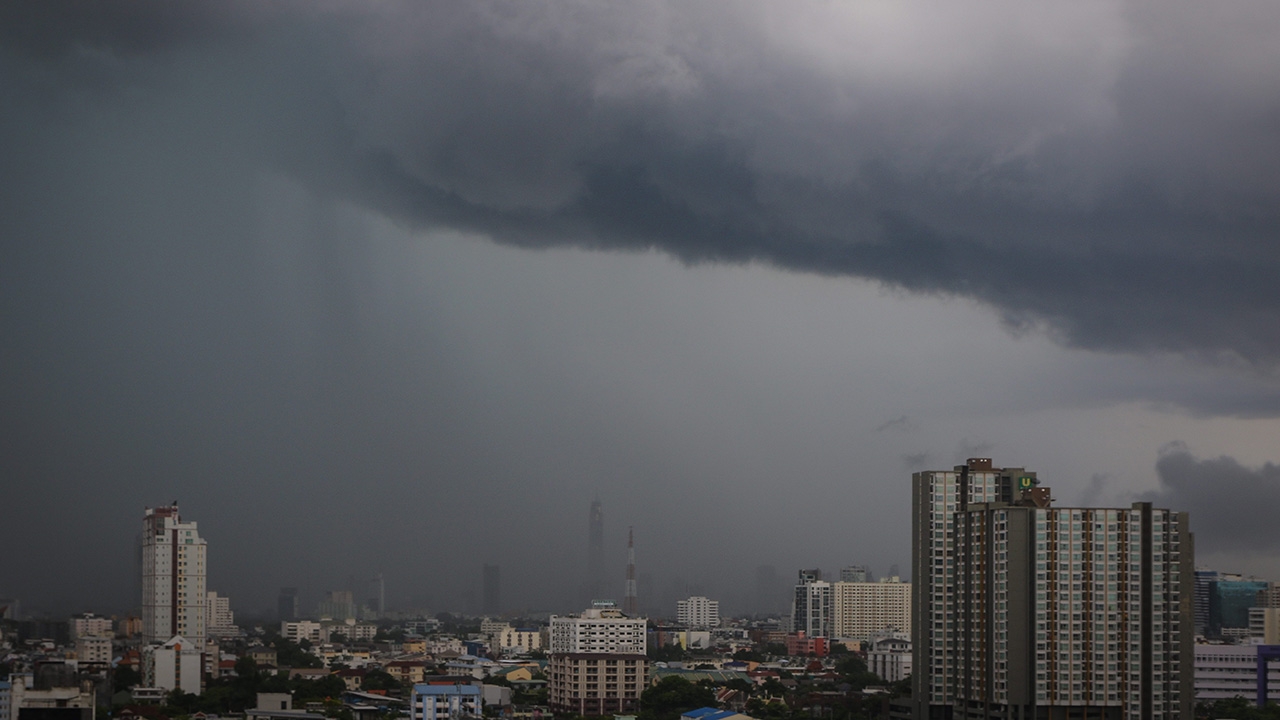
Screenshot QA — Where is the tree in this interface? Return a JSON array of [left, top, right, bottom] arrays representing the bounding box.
[[361, 670, 402, 693], [834, 656, 881, 692], [113, 666, 142, 693], [648, 644, 686, 662], [274, 637, 323, 669], [640, 676, 717, 720]]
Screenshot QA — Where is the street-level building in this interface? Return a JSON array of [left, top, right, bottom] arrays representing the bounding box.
[[410, 683, 481, 720], [1194, 643, 1280, 703], [869, 637, 913, 684], [143, 635, 203, 695]]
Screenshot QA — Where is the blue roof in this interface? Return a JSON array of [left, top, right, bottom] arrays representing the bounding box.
[[413, 684, 481, 697], [681, 708, 735, 720]]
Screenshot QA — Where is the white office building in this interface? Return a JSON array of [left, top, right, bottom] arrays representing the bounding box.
[[1195, 644, 1280, 702], [792, 574, 833, 638], [141, 505, 207, 645], [549, 603, 646, 654], [206, 591, 236, 637], [143, 635, 203, 695], [868, 637, 913, 684], [676, 596, 721, 628]]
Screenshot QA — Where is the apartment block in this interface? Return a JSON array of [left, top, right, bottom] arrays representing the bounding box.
[[141, 505, 207, 644], [833, 578, 910, 641], [548, 654, 647, 716], [676, 596, 721, 629], [912, 458, 1194, 720]]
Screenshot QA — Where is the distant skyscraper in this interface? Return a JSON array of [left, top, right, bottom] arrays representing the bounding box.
[[793, 569, 832, 637], [676, 596, 721, 628], [141, 504, 207, 644], [912, 458, 1193, 720], [278, 587, 299, 622], [623, 528, 638, 616], [317, 590, 355, 620], [755, 565, 781, 614], [586, 498, 605, 602], [840, 566, 869, 583], [483, 564, 501, 615]]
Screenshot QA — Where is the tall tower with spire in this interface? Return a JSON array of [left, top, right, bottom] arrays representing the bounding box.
[[623, 527, 638, 616], [586, 498, 605, 602]]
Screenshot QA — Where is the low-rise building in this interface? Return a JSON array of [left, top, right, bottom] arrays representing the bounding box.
[[496, 628, 543, 655], [867, 637, 911, 684], [8, 663, 96, 720], [71, 614, 114, 640], [410, 684, 482, 720], [383, 660, 430, 685], [282, 621, 324, 644], [143, 636, 202, 695], [75, 636, 112, 665], [1195, 643, 1280, 702]]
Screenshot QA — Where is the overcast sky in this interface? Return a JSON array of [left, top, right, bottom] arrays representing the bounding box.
[[3, 1, 1280, 619]]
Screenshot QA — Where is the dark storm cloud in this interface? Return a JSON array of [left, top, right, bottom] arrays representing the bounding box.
[[6, 1, 1280, 375], [875, 416, 915, 433], [901, 453, 932, 471], [4, 0, 1280, 614], [1145, 444, 1280, 554]]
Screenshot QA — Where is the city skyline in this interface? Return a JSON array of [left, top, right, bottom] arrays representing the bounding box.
[[4, 2, 1280, 619]]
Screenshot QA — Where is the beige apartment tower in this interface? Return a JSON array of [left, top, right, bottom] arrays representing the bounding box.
[[141, 505, 207, 645]]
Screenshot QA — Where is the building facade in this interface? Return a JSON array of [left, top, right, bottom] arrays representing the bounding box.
[[869, 637, 913, 684], [143, 635, 203, 695], [677, 596, 721, 629], [912, 458, 1194, 720], [141, 505, 207, 645], [549, 604, 646, 654], [410, 684, 481, 720], [548, 654, 647, 716], [70, 614, 112, 640], [1206, 577, 1268, 640], [74, 636, 112, 665], [793, 573, 833, 638], [1194, 644, 1280, 703], [207, 591, 236, 637], [549, 605, 648, 716], [833, 578, 910, 641]]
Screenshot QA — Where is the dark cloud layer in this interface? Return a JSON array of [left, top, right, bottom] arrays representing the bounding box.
[[4, 1, 1280, 614], [5, 1, 1280, 371], [1146, 445, 1280, 554]]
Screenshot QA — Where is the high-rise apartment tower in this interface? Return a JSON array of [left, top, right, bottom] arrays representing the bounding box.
[[793, 569, 833, 638], [141, 504, 207, 644], [912, 458, 1193, 720]]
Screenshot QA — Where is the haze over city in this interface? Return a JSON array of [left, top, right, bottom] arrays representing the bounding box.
[[3, 1, 1280, 619]]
